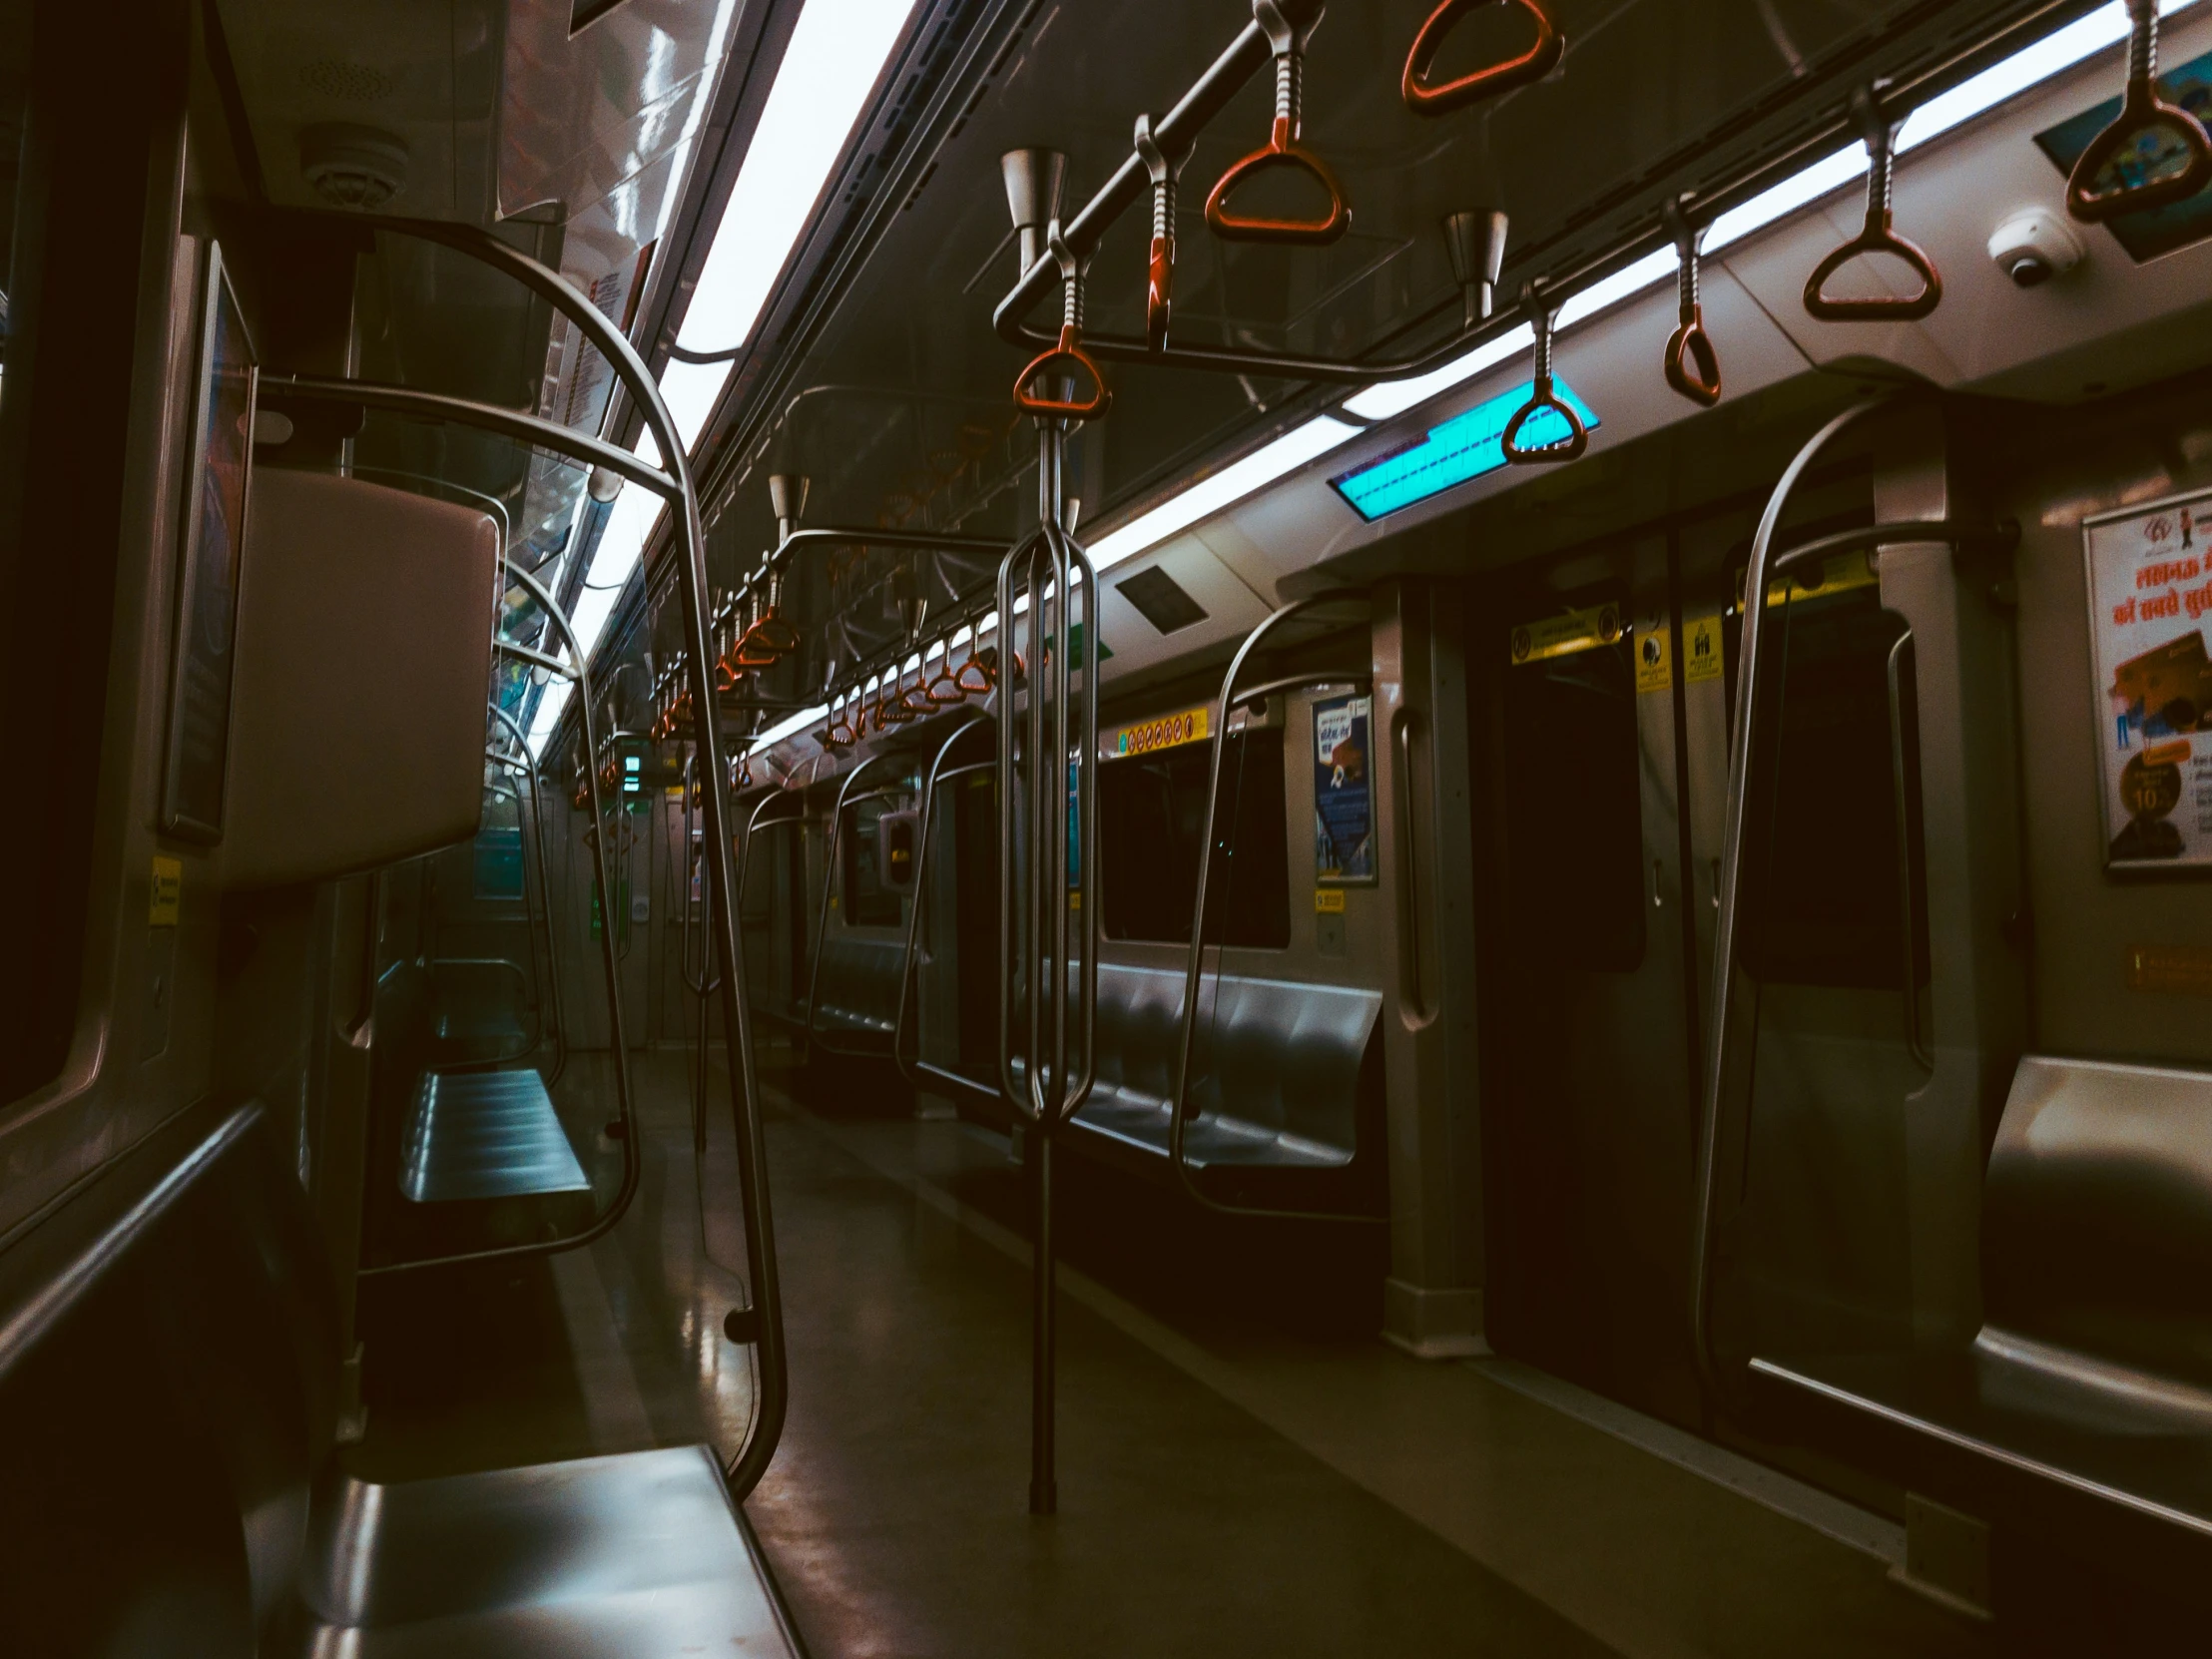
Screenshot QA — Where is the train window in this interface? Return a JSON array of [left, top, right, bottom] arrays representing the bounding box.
[[1737, 587, 1930, 990], [1100, 728, 1289, 948], [840, 797, 906, 927], [1499, 625, 1646, 972]]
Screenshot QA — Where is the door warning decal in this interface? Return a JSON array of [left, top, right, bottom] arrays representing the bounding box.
[[1684, 615, 1724, 684], [1509, 602, 1621, 665], [1635, 619, 1671, 694]]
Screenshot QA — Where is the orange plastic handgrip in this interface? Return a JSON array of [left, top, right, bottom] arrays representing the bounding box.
[[1802, 221, 1940, 322], [1013, 324, 1112, 420], [1204, 118, 1351, 246], [1401, 0, 1563, 117], [1663, 305, 1722, 408], [2067, 68, 2212, 221]]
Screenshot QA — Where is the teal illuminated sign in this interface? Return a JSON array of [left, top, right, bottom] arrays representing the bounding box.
[[1330, 378, 1599, 523]]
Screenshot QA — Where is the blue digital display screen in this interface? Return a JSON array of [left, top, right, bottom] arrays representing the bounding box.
[[1329, 377, 1599, 523]]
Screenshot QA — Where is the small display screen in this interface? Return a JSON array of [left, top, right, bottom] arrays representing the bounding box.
[[2035, 46, 2212, 263], [161, 243, 257, 840], [1331, 377, 1599, 523]]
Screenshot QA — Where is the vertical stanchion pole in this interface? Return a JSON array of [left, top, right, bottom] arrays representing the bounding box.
[[1029, 416, 1064, 1515]]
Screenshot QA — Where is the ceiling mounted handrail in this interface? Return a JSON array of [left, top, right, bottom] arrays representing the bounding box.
[[1400, 0, 1564, 116], [1802, 85, 1942, 322], [1689, 394, 2017, 1402], [1499, 281, 1586, 464], [1164, 589, 1384, 1226], [1661, 196, 1722, 408], [991, 0, 2069, 386], [1203, 0, 1352, 247], [2067, 0, 2212, 222]]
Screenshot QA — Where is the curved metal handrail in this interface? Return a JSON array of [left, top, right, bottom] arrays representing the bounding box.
[[1689, 393, 2013, 1398], [298, 219, 787, 1500], [1164, 591, 1385, 1224], [485, 707, 568, 1086], [802, 751, 911, 1062], [892, 713, 1000, 1113]]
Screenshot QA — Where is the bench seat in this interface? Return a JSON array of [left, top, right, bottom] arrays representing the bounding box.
[[400, 1068, 590, 1204], [292, 1445, 797, 1656], [1746, 1053, 2212, 1583], [0, 1095, 797, 1658]]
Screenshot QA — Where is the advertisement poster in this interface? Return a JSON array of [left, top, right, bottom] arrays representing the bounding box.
[[1314, 693, 1376, 883], [2085, 489, 2212, 869]]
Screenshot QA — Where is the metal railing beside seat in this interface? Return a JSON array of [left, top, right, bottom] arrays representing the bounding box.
[[0, 1096, 801, 1657], [1745, 1055, 2212, 1582]]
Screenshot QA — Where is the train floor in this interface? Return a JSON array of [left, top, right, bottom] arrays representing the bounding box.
[[351, 1042, 1994, 1658]]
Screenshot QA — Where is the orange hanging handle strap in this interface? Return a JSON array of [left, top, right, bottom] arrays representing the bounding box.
[[1013, 226, 1112, 420], [1661, 197, 1722, 409], [1500, 281, 1587, 465], [1204, 0, 1351, 246], [1401, 0, 1563, 117], [1802, 86, 1941, 323], [1134, 115, 1188, 351], [2068, 0, 2212, 223]]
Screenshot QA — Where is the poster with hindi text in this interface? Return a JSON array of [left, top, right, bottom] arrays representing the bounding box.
[[2085, 488, 2212, 870]]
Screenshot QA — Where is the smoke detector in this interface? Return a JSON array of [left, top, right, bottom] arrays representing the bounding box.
[[299, 124, 409, 211]]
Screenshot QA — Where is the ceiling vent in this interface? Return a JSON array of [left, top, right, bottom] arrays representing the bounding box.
[[299, 124, 409, 211]]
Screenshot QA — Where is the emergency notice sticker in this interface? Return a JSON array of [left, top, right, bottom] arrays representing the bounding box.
[[2085, 489, 2212, 869], [1684, 615, 1724, 684], [1634, 617, 1671, 695]]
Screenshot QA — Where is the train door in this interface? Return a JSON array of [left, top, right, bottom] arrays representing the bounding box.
[[1689, 411, 2024, 1401], [1476, 536, 1701, 1424]]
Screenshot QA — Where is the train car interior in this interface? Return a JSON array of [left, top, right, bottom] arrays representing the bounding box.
[[15, 0, 2212, 1650]]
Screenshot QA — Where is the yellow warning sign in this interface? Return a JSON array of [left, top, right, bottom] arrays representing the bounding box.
[[1315, 888, 1347, 913], [1115, 706, 1210, 756], [1755, 550, 1880, 608], [1634, 623, 1671, 695], [1684, 615, 1724, 684], [150, 856, 182, 927], [1510, 602, 1622, 666]]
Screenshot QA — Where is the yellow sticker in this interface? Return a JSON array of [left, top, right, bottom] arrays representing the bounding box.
[[665, 785, 685, 799], [1684, 615, 1724, 684], [1509, 602, 1621, 666], [2127, 942, 2212, 997], [1634, 623, 1671, 695], [1114, 706, 1210, 756], [1753, 550, 1879, 608], [1069, 891, 1082, 911], [1315, 888, 1347, 913], [150, 856, 182, 927]]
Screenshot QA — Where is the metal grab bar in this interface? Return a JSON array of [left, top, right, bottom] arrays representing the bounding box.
[[892, 715, 1002, 1114], [490, 703, 569, 1087], [1689, 393, 2012, 1397], [361, 556, 640, 1274], [994, 414, 1100, 1518], [802, 752, 910, 1061], [1165, 589, 1383, 1225], [293, 218, 788, 1501], [1228, 671, 1371, 712], [1393, 707, 1429, 1025], [1886, 631, 1934, 1071]]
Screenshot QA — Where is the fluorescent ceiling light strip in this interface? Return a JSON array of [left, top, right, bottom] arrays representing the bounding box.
[[1343, 3, 2156, 429], [1088, 416, 1361, 573], [751, 704, 829, 755], [674, 0, 921, 364]]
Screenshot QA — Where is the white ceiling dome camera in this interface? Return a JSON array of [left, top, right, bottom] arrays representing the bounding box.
[[1988, 207, 2085, 288]]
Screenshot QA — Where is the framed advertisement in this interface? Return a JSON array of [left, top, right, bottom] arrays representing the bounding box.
[[161, 242, 258, 841], [2083, 487, 2212, 872], [1313, 691, 1376, 884]]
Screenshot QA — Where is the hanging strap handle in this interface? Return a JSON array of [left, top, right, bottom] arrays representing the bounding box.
[[1012, 225, 1112, 419], [1204, 0, 1352, 246], [1803, 86, 1941, 322], [2068, 0, 2212, 223], [1500, 281, 1587, 464], [1662, 197, 1722, 408], [1401, 0, 1563, 117], [1134, 115, 1188, 351]]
